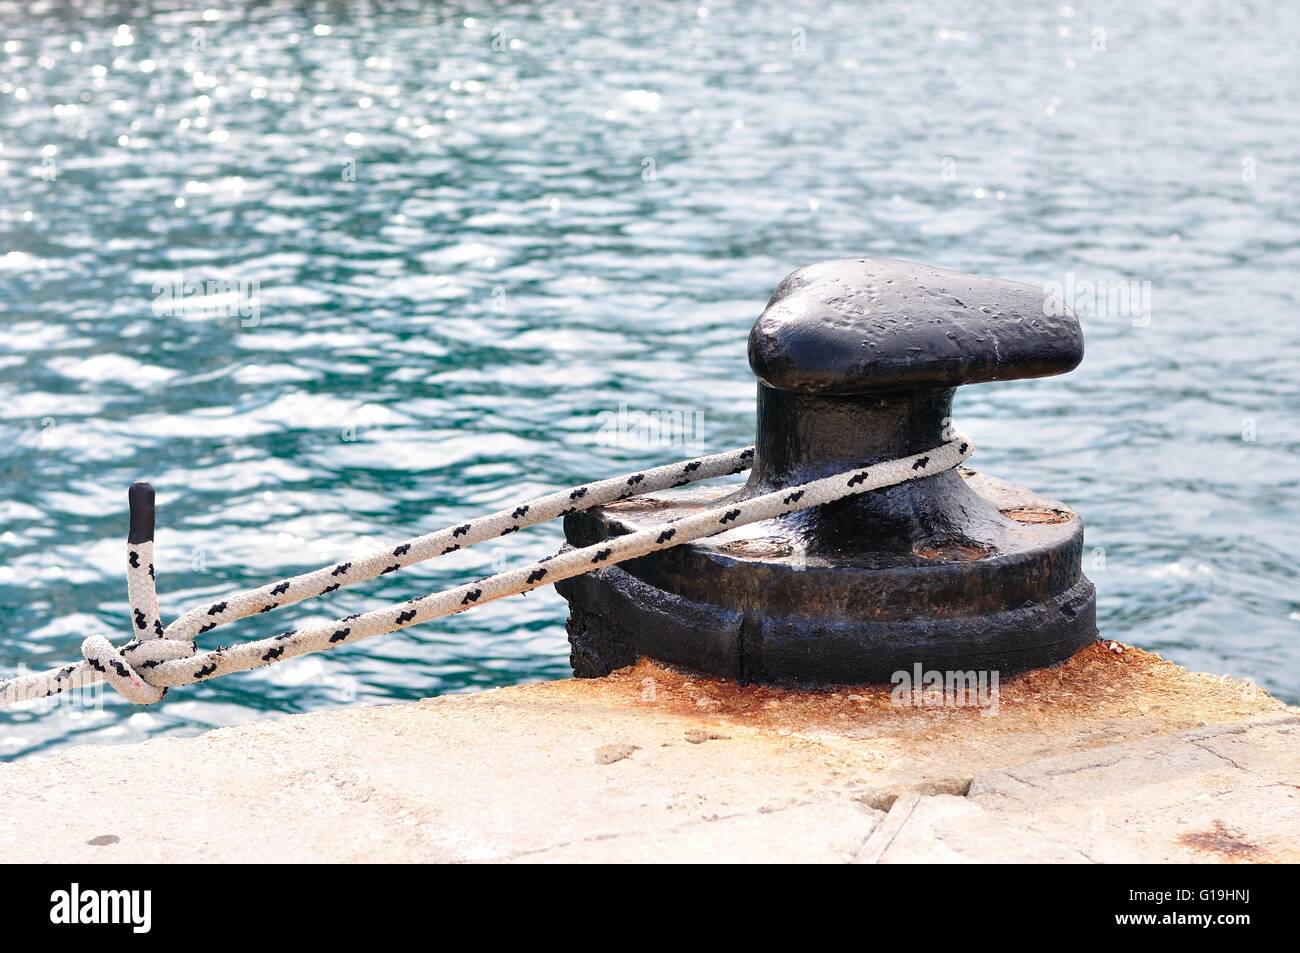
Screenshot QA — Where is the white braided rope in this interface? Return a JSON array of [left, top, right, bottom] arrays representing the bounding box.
[[167, 446, 756, 642], [0, 434, 971, 706]]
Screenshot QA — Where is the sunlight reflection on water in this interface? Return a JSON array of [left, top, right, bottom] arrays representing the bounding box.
[[1, 0, 1297, 758]]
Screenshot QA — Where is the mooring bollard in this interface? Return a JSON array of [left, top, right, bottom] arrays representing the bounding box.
[[557, 257, 1096, 684]]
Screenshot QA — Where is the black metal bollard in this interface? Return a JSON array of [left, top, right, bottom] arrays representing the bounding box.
[[556, 258, 1097, 685]]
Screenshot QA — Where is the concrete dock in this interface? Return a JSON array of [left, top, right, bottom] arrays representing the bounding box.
[[0, 642, 1295, 863]]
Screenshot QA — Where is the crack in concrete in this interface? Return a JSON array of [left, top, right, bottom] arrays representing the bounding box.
[[854, 792, 921, 864], [497, 796, 839, 861], [1189, 737, 1255, 775], [1041, 753, 1127, 777]]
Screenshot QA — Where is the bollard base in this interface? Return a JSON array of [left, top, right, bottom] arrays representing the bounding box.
[[563, 569, 1097, 684], [557, 468, 1098, 685]]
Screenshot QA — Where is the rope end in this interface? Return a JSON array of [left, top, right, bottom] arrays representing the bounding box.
[[128, 482, 155, 545]]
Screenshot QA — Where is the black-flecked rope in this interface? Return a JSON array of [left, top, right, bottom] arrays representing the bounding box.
[[0, 433, 973, 706]]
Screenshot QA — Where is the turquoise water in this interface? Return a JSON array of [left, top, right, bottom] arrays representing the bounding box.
[[2, 1, 1297, 759]]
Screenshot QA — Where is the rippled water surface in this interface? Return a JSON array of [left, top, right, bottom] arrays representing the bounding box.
[[2, 0, 1298, 759]]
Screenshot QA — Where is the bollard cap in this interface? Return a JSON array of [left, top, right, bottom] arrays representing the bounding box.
[[748, 258, 1083, 395]]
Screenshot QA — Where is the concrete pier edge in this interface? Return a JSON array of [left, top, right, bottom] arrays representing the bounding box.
[[1, 641, 1295, 863]]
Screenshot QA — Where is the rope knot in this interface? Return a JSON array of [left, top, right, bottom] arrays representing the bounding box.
[[76, 481, 200, 705], [80, 635, 196, 705]]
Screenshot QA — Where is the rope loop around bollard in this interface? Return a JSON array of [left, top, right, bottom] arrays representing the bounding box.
[[0, 433, 973, 707]]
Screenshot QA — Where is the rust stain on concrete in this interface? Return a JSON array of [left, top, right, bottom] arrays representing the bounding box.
[[527, 642, 1285, 752], [1177, 820, 1267, 862]]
